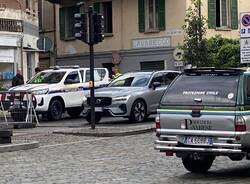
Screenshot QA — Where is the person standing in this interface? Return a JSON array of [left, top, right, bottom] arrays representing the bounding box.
[[35, 67, 41, 74], [12, 70, 24, 87]]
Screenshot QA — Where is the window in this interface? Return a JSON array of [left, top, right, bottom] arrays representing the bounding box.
[[164, 72, 179, 85], [59, 6, 78, 40], [140, 61, 165, 71], [151, 73, 164, 85], [216, 0, 229, 27], [94, 2, 113, 34], [146, 0, 158, 30], [138, 0, 165, 32], [246, 76, 250, 99], [85, 69, 106, 82], [65, 71, 80, 84], [208, 0, 238, 29], [161, 74, 240, 106]]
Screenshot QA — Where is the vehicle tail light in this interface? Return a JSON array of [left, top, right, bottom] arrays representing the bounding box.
[[235, 115, 246, 132], [155, 115, 160, 137]]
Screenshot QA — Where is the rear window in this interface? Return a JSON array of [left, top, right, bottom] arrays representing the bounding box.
[[161, 73, 240, 106]]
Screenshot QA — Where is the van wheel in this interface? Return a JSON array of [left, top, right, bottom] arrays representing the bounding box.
[[182, 155, 215, 173], [129, 99, 147, 123], [48, 99, 63, 121], [85, 113, 102, 124], [67, 107, 83, 118]]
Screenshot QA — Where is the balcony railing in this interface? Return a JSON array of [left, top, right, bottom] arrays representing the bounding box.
[[0, 19, 23, 32]]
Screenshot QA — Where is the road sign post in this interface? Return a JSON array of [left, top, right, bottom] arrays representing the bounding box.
[[73, 4, 104, 129], [240, 12, 250, 64]]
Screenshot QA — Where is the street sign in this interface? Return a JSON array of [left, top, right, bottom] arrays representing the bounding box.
[[241, 13, 250, 38], [37, 37, 53, 52], [174, 61, 184, 67], [240, 12, 250, 63], [241, 38, 250, 63]]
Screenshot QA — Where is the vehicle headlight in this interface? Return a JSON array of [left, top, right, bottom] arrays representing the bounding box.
[[32, 89, 49, 95], [112, 95, 131, 102]]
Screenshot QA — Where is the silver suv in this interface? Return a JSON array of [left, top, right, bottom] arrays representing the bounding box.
[[82, 70, 180, 123]]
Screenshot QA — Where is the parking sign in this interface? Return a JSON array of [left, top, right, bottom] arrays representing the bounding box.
[[241, 12, 250, 63]]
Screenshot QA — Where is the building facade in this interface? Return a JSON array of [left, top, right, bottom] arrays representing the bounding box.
[[46, 0, 248, 75], [0, 0, 39, 88]]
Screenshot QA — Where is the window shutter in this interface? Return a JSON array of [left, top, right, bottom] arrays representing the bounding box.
[[230, 0, 238, 29], [138, 0, 145, 32], [158, 0, 166, 31], [94, 2, 100, 13], [59, 8, 65, 40], [208, 0, 216, 29]]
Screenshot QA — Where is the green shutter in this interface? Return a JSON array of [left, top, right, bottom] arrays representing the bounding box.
[[138, 0, 145, 32], [158, 0, 166, 31], [230, 0, 238, 29], [59, 7, 65, 40], [208, 0, 216, 29], [94, 2, 100, 13]]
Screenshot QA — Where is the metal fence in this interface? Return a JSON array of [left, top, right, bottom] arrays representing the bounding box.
[[0, 91, 39, 128]]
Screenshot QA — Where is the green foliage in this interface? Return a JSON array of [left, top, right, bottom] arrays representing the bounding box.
[[182, 0, 241, 68], [182, 0, 208, 67], [207, 35, 240, 68]]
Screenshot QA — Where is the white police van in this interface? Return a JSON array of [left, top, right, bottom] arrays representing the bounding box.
[[9, 66, 110, 120]]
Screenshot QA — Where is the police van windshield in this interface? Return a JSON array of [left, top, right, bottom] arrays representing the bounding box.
[[161, 73, 240, 106], [28, 71, 66, 84]]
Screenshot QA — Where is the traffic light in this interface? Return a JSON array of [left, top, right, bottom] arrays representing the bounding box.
[[92, 13, 104, 44], [74, 13, 88, 43]]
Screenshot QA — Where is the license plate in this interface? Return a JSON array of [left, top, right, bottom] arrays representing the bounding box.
[[95, 107, 103, 112], [183, 136, 213, 146]]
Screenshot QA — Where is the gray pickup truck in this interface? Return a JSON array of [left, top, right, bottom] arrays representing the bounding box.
[[155, 68, 250, 173]]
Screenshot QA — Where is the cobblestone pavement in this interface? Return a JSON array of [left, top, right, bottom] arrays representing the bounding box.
[[1, 117, 250, 184]]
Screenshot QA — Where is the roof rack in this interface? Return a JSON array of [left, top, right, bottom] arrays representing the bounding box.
[[49, 65, 80, 70], [184, 67, 245, 74]]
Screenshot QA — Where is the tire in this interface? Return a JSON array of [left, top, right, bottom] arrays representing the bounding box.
[[129, 99, 147, 123], [48, 99, 63, 121], [182, 155, 215, 173], [85, 112, 102, 124], [67, 107, 83, 118]]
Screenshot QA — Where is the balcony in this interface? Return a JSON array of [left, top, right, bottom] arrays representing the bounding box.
[[0, 18, 23, 32]]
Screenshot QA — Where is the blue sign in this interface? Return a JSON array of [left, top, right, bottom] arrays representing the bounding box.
[[242, 14, 250, 27]]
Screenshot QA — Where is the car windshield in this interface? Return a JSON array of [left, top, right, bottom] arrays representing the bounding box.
[[109, 73, 151, 87], [28, 71, 66, 84], [161, 73, 240, 106]]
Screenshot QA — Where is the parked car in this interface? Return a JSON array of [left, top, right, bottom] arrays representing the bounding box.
[[9, 66, 110, 121], [82, 70, 180, 123], [154, 68, 250, 173]]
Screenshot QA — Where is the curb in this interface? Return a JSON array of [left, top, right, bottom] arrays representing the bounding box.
[[53, 127, 155, 137], [0, 141, 39, 153]]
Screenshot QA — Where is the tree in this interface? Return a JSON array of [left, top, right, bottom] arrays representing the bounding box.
[[182, 0, 208, 67], [207, 35, 240, 68]]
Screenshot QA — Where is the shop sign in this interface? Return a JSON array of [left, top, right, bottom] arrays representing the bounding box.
[[0, 49, 14, 63], [132, 37, 171, 49], [0, 36, 18, 47]]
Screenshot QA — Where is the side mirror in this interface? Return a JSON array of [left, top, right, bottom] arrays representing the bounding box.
[[151, 82, 161, 90]]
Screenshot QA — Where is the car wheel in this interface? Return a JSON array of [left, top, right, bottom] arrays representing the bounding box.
[[67, 107, 83, 118], [182, 154, 215, 173], [48, 99, 63, 121], [129, 99, 147, 123], [85, 112, 102, 124]]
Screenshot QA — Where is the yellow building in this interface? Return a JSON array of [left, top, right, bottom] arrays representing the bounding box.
[[0, 0, 39, 87], [45, 0, 246, 74]]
